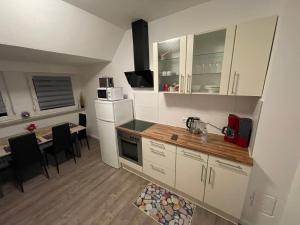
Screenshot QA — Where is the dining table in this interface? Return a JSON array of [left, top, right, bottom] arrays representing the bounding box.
[[0, 122, 86, 197]]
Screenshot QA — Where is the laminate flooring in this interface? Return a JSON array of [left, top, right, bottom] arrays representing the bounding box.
[[0, 138, 233, 225]]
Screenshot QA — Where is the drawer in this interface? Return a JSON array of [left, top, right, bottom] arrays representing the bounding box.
[[142, 138, 176, 154], [143, 160, 175, 187], [208, 155, 251, 175], [143, 144, 176, 170], [177, 146, 208, 163]]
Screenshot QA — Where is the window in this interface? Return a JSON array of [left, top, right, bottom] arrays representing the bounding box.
[[32, 76, 75, 111], [0, 91, 7, 117]]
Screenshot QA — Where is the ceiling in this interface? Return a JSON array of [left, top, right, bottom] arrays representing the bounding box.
[[62, 0, 211, 29], [0, 44, 106, 66]]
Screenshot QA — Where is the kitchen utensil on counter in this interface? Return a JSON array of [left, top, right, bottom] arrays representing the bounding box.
[[186, 117, 207, 135], [222, 114, 239, 144], [163, 84, 169, 91], [237, 118, 252, 147]]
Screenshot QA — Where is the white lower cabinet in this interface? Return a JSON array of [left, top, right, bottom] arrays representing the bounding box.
[[142, 138, 176, 187], [141, 138, 251, 220], [143, 160, 175, 187], [175, 147, 208, 201], [204, 156, 251, 219]]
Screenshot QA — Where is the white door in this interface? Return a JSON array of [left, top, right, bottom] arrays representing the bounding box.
[[186, 26, 235, 95], [175, 147, 208, 201], [153, 36, 187, 93], [229, 16, 277, 96], [204, 158, 251, 219], [95, 100, 115, 122], [97, 120, 120, 168]]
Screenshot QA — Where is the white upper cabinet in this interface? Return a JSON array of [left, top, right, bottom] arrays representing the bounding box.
[[228, 16, 277, 96], [153, 16, 277, 96], [153, 36, 186, 93], [185, 26, 235, 95]]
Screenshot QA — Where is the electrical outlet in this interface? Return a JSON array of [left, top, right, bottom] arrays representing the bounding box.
[[182, 117, 187, 123]]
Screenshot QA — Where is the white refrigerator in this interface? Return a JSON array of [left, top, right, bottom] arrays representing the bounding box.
[[95, 99, 133, 168]]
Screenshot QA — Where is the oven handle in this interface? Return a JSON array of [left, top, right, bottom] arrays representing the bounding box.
[[119, 137, 138, 145]]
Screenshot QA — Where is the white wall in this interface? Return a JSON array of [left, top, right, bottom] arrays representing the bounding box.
[[0, 0, 124, 61], [0, 60, 82, 138], [242, 0, 300, 224], [81, 0, 282, 137], [80, 1, 300, 225], [279, 161, 300, 225]]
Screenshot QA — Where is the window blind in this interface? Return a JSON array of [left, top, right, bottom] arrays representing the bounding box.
[[32, 76, 75, 111], [0, 91, 7, 117]]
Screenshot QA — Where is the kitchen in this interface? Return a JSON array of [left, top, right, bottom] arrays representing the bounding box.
[[0, 1, 299, 225]]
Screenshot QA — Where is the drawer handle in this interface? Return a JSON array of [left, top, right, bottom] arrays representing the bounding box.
[[151, 165, 165, 174], [208, 167, 213, 185], [216, 160, 243, 171], [183, 150, 203, 161], [150, 141, 165, 149], [150, 148, 166, 157], [201, 165, 205, 182]]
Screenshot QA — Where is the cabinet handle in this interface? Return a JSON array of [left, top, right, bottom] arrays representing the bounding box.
[[151, 164, 165, 174], [188, 74, 192, 93], [180, 75, 185, 93], [216, 160, 243, 171], [150, 141, 165, 149], [208, 167, 212, 184], [150, 148, 165, 157], [183, 150, 203, 161], [231, 72, 237, 94], [201, 165, 205, 182], [235, 73, 240, 94]]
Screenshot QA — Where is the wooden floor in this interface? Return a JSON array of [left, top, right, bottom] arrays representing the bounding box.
[[0, 138, 233, 225]]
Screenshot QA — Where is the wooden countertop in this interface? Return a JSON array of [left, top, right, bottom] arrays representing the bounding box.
[[136, 123, 253, 166]]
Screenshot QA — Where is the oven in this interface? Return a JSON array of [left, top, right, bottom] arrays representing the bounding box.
[[117, 130, 142, 166]]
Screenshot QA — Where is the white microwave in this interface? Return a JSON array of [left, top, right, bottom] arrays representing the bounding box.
[[97, 87, 123, 101]]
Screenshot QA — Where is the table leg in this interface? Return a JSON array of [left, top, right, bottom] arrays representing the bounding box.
[[75, 135, 81, 158]]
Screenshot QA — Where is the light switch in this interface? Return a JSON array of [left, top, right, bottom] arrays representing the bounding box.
[[255, 193, 277, 216]]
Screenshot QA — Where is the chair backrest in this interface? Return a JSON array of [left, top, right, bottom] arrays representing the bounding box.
[[9, 133, 42, 169], [52, 123, 72, 152], [79, 113, 86, 127]]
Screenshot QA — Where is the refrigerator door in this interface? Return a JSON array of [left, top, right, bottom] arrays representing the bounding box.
[[95, 100, 115, 122], [113, 99, 134, 125], [97, 120, 120, 168], [95, 99, 133, 124]]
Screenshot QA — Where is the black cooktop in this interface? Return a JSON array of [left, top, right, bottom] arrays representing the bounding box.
[[119, 120, 155, 132]]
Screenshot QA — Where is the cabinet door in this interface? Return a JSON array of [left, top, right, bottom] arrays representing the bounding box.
[[186, 26, 235, 94], [175, 147, 208, 201], [153, 36, 186, 93], [229, 16, 277, 96], [204, 158, 251, 219]]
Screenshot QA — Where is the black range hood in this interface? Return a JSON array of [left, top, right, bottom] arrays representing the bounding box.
[[124, 19, 153, 88]]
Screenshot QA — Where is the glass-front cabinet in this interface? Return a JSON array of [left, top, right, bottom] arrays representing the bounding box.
[[185, 26, 235, 94], [153, 37, 186, 93]]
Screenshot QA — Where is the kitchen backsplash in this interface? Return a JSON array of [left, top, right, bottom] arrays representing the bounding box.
[[133, 91, 259, 135]]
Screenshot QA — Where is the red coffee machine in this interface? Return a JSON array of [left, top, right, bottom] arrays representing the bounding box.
[[222, 114, 239, 144]]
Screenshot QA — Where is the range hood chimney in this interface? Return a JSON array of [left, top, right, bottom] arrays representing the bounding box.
[[124, 19, 153, 88]]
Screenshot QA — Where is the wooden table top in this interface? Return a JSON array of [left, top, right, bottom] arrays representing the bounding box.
[[0, 123, 86, 158], [139, 123, 253, 166]]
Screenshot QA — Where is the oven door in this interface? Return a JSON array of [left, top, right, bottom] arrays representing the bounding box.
[[119, 137, 138, 161], [118, 134, 142, 166], [97, 89, 108, 99]]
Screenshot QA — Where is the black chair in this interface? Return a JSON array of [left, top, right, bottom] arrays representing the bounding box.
[[44, 123, 76, 174], [8, 133, 49, 192], [78, 113, 90, 150]]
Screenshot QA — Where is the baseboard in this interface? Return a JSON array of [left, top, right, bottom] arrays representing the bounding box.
[[88, 134, 99, 140]]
